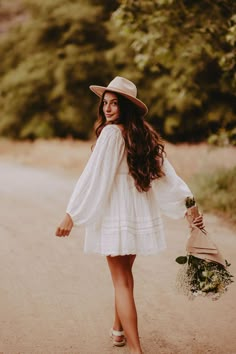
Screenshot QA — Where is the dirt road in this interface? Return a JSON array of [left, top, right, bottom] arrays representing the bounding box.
[[0, 160, 235, 354]]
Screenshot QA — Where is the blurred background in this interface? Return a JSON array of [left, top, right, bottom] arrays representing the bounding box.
[[0, 0, 235, 222], [0, 4, 235, 354]]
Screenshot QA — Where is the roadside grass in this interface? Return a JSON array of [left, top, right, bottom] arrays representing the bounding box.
[[190, 167, 236, 224]]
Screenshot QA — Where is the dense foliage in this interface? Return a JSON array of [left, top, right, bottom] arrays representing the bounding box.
[[0, 0, 118, 139], [0, 0, 235, 142], [110, 0, 236, 142]]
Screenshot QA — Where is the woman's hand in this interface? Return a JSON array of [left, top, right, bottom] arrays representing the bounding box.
[[193, 215, 206, 234], [55, 213, 74, 237]]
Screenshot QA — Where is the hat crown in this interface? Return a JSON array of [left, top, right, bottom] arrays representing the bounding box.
[[89, 76, 148, 115], [107, 76, 137, 98]]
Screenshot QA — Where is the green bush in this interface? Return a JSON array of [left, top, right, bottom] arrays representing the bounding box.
[[0, 0, 116, 139], [208, 128, 236, 147], [110, 0, 236, 143], [190, 167, 236, 223]]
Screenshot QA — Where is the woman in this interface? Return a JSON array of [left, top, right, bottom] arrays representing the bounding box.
[[55, 76, 204, 354]]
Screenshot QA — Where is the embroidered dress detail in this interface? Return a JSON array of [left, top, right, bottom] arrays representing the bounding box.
[[66, 124, 192, 256]]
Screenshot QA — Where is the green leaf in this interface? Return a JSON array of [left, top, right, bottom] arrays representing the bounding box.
[[175, 256, 187, 264]]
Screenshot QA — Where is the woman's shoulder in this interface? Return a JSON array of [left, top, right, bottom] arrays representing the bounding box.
[[95, 125, 124, 148], [101, 124, 124, 136]]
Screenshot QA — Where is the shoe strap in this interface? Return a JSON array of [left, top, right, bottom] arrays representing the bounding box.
[[112, 329, 125, 336]]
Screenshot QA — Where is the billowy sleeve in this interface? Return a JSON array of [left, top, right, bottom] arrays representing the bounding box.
[[66, 125, 125, 225], [153, 158, 193, 219]]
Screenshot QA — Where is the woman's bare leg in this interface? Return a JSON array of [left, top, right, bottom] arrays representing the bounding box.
[[113, 255, 136, 331], [107, 255, 142, 354]]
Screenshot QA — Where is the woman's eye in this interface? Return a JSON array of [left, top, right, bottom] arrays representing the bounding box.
[[103, 100, 118, 106]]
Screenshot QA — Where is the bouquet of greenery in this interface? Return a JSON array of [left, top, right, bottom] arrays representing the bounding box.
[[176, 197, 233, 300]]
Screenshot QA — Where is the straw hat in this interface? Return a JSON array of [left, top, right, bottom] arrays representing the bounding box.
[[89, 76, 148, 116]]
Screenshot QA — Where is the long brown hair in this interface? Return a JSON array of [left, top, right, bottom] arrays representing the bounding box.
[[94, 91, 165, 192]]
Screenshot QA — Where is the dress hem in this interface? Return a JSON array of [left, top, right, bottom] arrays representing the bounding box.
[[83, 246, 167, 257]]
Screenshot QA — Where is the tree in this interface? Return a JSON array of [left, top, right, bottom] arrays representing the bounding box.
[[110, 0, 236, 143], [0, 0, 117, 139]]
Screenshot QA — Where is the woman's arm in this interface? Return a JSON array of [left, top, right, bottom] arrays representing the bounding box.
[[55, 125, 125, 236], [153, 158, 193, 219]]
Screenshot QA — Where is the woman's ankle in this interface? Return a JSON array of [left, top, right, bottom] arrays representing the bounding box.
[[113, 322, 123, 331], [113, 327, 123, 332]]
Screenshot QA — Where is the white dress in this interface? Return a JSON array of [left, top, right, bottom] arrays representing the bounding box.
[[66, 124, 192, 256]]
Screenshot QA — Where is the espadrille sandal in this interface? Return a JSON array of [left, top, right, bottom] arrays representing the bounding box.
[[110, 328, 126, 347]]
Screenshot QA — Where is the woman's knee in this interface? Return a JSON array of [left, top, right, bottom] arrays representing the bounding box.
[[114, 273, 131, 289]]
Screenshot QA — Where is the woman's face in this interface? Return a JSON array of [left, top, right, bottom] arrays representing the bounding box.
[[103, 92, 120, 122]]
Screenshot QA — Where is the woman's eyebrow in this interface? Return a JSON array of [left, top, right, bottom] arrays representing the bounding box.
[[104, 99, 118, 102]]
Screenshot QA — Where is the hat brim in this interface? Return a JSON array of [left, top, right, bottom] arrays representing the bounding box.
[[89, 85, 148, 116]]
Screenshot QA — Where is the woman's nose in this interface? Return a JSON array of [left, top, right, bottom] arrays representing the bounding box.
[[105, 104, 111, 112]]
